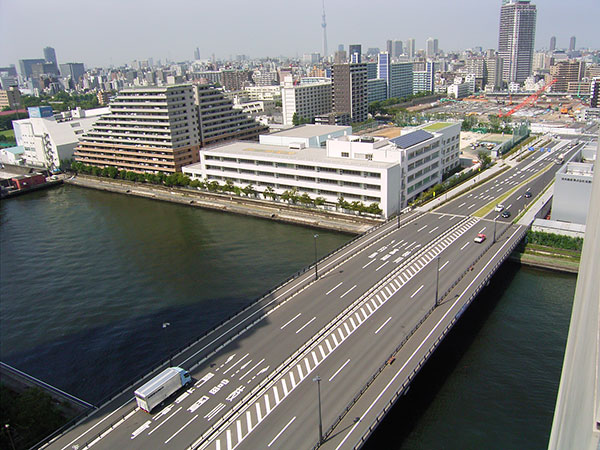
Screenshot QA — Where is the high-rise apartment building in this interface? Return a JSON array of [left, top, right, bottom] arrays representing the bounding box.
[[569, 36, 576, 52], [406, 39, 416, 59], [393, 41, 403, 58], [549, 36, 556, 52], [498, 0, 537, 84], [413, 62, 435, 94], [378, 53, 413, 99], [332, 63, 368, 123], [0, 87, 21, 110], [75, 85, 201, 174], [550, 61, 586, 93], [281, 76, 332, 125], [220, 70, 252, 91], [426, 38, 438, 58], [195, 84, 267, 147], [485, 53, 504, 90], [590, 78, 599, 108]]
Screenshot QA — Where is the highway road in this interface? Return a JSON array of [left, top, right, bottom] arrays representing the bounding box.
[[45, 136, 580, 450]]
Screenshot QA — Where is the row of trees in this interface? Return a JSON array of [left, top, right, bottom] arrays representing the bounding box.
[[368, 91, 434, 116], [462, 114, 513, 133], [21, 92, 102, 112], [69, 162, 383, 216]]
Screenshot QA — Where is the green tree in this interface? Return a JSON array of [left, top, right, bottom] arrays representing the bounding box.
[[477, 151, 492, 169], [242, 184, 256, 197], [299, 192, 313, 205], [263, 186, 276, 200], [314, 196, 325, 206]]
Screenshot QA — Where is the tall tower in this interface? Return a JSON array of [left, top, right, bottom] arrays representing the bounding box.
[[43, 47, 57, 67], [569, 36, 576, 52], [498, 0, 537, 84], [321, 0, 328, 60], [550, 36, 556, 52]]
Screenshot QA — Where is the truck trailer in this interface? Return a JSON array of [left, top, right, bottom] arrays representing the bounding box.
[[134, 367, 192, 412]]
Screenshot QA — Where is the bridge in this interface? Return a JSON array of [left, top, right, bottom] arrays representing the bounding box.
[[43, 139, 585, 450]]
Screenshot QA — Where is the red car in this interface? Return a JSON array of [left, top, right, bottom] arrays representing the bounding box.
[[474, 233, 486, 243]]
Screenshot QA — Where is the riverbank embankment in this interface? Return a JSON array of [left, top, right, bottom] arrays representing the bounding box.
[[64, 175, 381, 234]]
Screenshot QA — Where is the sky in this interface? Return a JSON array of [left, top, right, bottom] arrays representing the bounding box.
[[0, 0, 598, 68]]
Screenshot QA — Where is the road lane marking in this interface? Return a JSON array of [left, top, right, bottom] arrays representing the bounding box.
[[326, 282, 343, 295], [329, 359, 351, 382], [479, 227, 486, 233], [246, 411, 253, 432], [467, 204, 475, 210], [188, 396, 209, 413], [439, 260, 449, 271], [295, 317, 316, 334], [340, 284, 357, 298], [237, 420, 243, 443], [458, 202, 466, 207], [334, 226, 524, 450], [428, 226, 439, 234], [362, 259, 376, 269], [280, 313, 301, 329], [319, 345, 327, 359], [376, 261, 389, 271], [268, 416, 296, 447], [265, 394, 271, 414], [273, 386, 280, 404], [205, 403, 226, 421], [461, 242, 470, 250], [149, 407, 182, 435], [326, 339, 333, 352], [131, 420, 151, 440], [165, 414, 198, 444], [239, 358, 265, 381], [375, 317, 392, 334], [223, 353, 249, 375], [417, 224, 428, 232], [411, 285, 424, 298], [289, 371, 296, 388]]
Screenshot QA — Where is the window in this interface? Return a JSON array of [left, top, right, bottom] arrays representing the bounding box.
[[341, 152, 349, 157]]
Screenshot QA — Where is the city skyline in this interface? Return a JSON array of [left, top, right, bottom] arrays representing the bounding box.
[[1, 0, 598, 68]]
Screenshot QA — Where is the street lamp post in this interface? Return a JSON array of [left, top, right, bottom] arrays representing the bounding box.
[[435, 256, 440, 307], [493, 217, 497, 244], [313, 234, 319, 280], [4, 424, 16, 450], [162, 322, 172, 367], [313, 376, 323, 444]]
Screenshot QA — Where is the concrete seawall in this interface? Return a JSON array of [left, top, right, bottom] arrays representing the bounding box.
[[64, 175, 382, 234]]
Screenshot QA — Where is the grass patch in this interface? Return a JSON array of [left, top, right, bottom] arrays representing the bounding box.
[[422, 122, 452, 132], [472, 162, 555, 218]]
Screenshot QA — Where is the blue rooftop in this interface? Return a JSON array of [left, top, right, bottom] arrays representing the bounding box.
[[390, 129, 434, 149], [2, 145, 25, 155]]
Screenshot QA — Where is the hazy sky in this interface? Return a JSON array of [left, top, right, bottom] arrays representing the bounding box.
[[1, 0, 598, 68]]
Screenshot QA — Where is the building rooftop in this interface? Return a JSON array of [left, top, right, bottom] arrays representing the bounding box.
[[188, 141, 397, 170], [266, 124, 351, 139], [421, 122, 454, 132], [1, 146, 24, 155], [390, 129, 434, 149]]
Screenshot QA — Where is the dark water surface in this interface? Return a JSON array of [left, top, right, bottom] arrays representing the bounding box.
[[0, 185, 576, 448]]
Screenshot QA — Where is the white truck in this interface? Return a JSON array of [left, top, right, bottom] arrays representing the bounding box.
[[135, 367, 192, 413]]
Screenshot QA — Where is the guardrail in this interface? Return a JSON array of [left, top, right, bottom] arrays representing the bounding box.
[[189, 216, 474, 449], [351, 226, 527, 449], [41, 209, 420, 450]]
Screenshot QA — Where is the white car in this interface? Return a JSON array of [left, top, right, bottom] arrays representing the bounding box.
[[494, 204, 504, 212]]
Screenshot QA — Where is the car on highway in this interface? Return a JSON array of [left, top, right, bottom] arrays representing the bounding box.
[[474, 233, 486, 243], [501, 210, 511, 218], [494, 204, 504, 212], [524, 191, 532, 198]]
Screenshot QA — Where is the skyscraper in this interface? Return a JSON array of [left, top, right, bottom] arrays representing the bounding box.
[[569, 36, 576, 52], [426, 38, 438, 58], [194, 47, 200, 60], [321, 0, 328, 59], [406, 38, 416, 59], [43, 47, 57, 66], [498, 0, 537, 84], [549, 36, 556, 52], [392, 41, 403, 58]]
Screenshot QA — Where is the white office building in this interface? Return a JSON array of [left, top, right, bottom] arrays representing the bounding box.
[[182, 122, 461, 217], [12, 106, 109, 170], [281, 76, 332, 125]]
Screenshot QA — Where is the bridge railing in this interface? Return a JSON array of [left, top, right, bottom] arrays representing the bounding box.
[[352, 225, 528, 448], [40, 210, 418, 450]]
